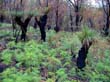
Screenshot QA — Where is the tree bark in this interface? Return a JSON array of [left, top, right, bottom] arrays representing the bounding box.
[[104, 15, 109, 36], [54, 0, 60, 32], [14, 16, 32, 42], [35, 14, 48, 41], [0, 15, 4, 23], [77, 41, 92, 70], [75, 6, 80, 30]]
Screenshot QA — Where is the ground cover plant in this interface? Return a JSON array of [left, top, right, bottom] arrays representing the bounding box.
[[0, 23, 110, 82], [0, 0, 110, 82]]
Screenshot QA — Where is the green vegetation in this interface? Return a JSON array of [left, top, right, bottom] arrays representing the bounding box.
[[0, 24, 110, 82]]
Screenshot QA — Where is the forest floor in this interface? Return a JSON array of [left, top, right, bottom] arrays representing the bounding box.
[[0, 23, 110, 82]]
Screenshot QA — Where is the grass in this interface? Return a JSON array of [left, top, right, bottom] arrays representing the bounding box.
[[0, 23, 110, 82], [0, 23, 12, 28]]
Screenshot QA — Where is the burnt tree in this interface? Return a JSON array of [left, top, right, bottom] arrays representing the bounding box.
[[14, 15, 32, 42], [0, 0, 4, 23], [54, 0, 60, 32], [102, 0, 110, 36], [68, 0, 83, 30], [77, 41, 92, 70], [0, 15, 4, 23], [35, 14, 48, 41]]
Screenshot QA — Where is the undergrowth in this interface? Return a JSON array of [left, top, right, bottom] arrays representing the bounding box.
[[0, 25, 110, 82]]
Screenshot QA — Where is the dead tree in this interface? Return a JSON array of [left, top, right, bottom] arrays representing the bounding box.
[[77, 40, 92, 70], [0, 0, 4, 23], [35, 14, 48, 41], [54, 0, 60, 32], [102, 0, 110, 36], [14, 15, 32, 42], [0, 15, 4, 23], [67, 0, 83, 30]]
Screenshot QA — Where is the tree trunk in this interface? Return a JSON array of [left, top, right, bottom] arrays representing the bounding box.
[[77, 41, 92, 70], [0, 15, 4, 23], [55, 9, 59, 32], [69, 8, 73, 32], [104, 15, 109, 36], [76, 14, 79, 30], [35, 14, 47, 42], [54, 0, 60, 32], [75, 6, 79, 30], [14, 16, 32, 42], [20, 26, 27, 41]]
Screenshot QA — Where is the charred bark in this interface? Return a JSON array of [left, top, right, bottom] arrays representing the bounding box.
[[14, 16, 32, 42], [54, 0, 60, 32], [0, 15, 4, 23], [70, 9, 73, 32], [35, 14, 47, 41], [54, 8, 59, 32], [102, 0, 110, 36], [104, 15, 109, 36], [75, 6, 80, 30], [33, 22, 37, 29], [77, 41, 92, 70]]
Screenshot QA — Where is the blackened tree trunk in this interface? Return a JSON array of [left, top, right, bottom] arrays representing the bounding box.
[[0, 15, 4, 23], [88, 18, 94, 28], [55, 9, 59, 32], [54, 0, 60, 32], [14, 16, 32, 42], [0, 0, 4, 23], [69, 6, 73, 32], [67, 0, 84, 31], [102, 0, 110, 36], [104, 15, 109, 36], [75, 5, 80, 30], [70, 14, 73, 31], [75, 13, 79, 30], [35, 14, 48, 42], [33, 22, 37, 29], [77, 41, 92, 70]]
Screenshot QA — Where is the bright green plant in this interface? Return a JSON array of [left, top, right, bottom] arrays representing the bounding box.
[[77, 26, 96, 43], [56, 68, 68, 82], [1, 67, 41, 82]]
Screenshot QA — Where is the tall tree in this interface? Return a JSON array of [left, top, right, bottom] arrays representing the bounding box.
[[102, 0, 110, 36], [0, 0, 4, 23], [67, 0, 74, 31], [54, 0, 60, 32], [67, 0, 83, 30], [14, 15, 32, 42], [35, 6, 50, 41]]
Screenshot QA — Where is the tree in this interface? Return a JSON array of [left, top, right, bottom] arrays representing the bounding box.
[[77, 40, 92, 70], [0, 0, 4, 23], [14, 15, 32, 42], [67, 0, 74, 31], [54, 0, 60, 32], [67, 0, 83, 30], [77, 26, 95, 70], [35, 6, 50, 41], [101, 0, 110, 36], [35, 14, 47, 42]]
